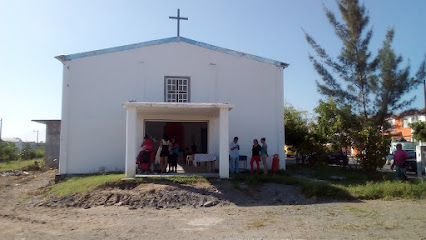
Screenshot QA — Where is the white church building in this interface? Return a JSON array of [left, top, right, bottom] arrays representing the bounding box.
[[56, 36, 288, 178]]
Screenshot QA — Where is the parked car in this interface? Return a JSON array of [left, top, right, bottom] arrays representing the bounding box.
[[285, 145, 296, 157], [386, 150, 417, 173], [325, 152, 349, 167]]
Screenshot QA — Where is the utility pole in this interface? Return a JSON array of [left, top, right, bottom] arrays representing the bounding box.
[[33, 130, 39, 143], [0, 118, 2, 141], [423, 79, 426, 110]]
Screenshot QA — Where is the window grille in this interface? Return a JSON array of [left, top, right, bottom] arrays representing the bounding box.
[[165, 77, 190, 102]]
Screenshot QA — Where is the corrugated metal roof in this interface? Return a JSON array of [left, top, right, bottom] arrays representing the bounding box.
[[55, 37, 289, 68]]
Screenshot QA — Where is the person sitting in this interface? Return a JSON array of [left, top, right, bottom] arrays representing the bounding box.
[[141, 135, 153, 151], [138, 135, 154, 173]]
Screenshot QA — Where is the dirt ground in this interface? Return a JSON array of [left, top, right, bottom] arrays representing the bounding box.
[[0, 169, 425, 240]]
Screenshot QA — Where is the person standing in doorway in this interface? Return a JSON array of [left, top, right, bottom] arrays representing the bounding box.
[[159, 134, 171, 173], [250, 139, 261, 174], [229, 137, 240, 174], [260, 137, 268, 175]]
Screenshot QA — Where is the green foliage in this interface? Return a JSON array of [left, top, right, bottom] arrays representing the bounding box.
[[354, 126, 390, 172], [284, 102, 326, 164], [297, 179, 353, 199], [347, 180, 426, 200], [49, 174, 125, 196], [304, 0, 422, 172], [286, 164, 425, 200], [49, 174, 208, 197], [47, 168, 425, 201], [298, 132, 327, 165], [305, 0, 376, 119], [0, 141, 19, 162], [410, 121, 426, 142], [286, 164, 394, 185], [21, 144, 45, 160], [284, 102, 310, 149], [305, 0, 425, 124], [314, 98, 358, 152], [372, 30, 426, 126]]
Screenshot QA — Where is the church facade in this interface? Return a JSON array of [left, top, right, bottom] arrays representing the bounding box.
[[56, 37, 288, 178]]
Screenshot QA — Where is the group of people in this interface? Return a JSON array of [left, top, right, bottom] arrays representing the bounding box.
[[230, 136, 269, 174], [137, 134, 179, 173]]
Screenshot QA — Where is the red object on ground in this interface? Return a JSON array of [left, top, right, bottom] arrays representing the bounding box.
[[272, 154, 279, 173]]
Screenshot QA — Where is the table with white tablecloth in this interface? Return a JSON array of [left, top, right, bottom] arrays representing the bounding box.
[[193, 154, 216, 172]]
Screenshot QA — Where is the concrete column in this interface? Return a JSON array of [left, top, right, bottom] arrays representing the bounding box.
[[219, 108, 229, 178], [59, 64, 71, 175], [416, 145, 426, 177], [125, 108, 137, 178], [278, 67, 286, 170]]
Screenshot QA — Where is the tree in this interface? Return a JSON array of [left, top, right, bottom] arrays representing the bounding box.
[[304, 0, 426, 172], [305, 0, 376, 120], [305, 0, 425, 124], [411, 121, 426, 142], [314, 98, 358, 152], [285, 103, 326, 165], [372, 30, 426, 126], [284, 103, 310, 152]]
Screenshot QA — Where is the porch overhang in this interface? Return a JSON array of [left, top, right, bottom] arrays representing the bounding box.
[[122, 102, 233, 179], [122, 102, 233, 115]]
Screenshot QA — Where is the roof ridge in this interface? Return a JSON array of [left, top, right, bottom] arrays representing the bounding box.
[[55, 37, 289, 68]]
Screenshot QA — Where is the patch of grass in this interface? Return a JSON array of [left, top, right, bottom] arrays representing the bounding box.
[[231, 172, 353, 199], [232, 166, 425, 200], [49, 174, 124, 196], [344, 206, 379, 217], [48, 174, 209, 197], [296, 179, 353, 199], [345, 179, 426, 200], [0, 158, 44, 172], [231, 172, 297, 188], [331, 219, 399, 231], [247, 220, 265, 229], [148, 175, 209, 185], [287, 164, 395, 185], [330, 222, 370, 230]]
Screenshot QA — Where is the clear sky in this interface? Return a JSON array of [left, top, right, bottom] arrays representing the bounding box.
[[0, 0, 425, 142]]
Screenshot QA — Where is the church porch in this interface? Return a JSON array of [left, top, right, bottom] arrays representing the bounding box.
[[122, 102, 233, 178]]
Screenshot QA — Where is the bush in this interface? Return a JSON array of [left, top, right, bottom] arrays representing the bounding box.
[[354, 126, 390, 172], [21, 146, 45, 160], [0, 142, 19, 162]]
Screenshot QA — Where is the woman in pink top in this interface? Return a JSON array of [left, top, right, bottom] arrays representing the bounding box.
[[392, 143, 409, 180]]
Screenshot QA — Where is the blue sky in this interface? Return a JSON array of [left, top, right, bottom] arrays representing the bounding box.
[[0, 0, 425, 142]]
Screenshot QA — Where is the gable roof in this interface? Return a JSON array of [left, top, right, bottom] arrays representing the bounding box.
[[55, 37, 289, 68], [386, 108, 426, 120]]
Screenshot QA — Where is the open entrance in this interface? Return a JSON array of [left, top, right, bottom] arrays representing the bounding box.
[[141, 121, 209, 173], [123, 102, 232, 178]]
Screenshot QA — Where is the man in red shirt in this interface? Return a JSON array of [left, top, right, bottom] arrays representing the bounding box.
[[392, 143, 409, 180]]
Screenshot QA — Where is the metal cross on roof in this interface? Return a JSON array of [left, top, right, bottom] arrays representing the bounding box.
[[169, 9, 188, 37]]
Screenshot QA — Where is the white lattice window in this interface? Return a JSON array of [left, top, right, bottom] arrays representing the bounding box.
[[165, 77, 190, 102], [402, 118, 409, 128], [412, 115, 419, 122]]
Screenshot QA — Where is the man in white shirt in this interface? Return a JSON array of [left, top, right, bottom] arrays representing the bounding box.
[[229, 137, 240, 174]]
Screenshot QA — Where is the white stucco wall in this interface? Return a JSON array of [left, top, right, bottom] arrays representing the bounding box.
[[59, 40, 285, 174]]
